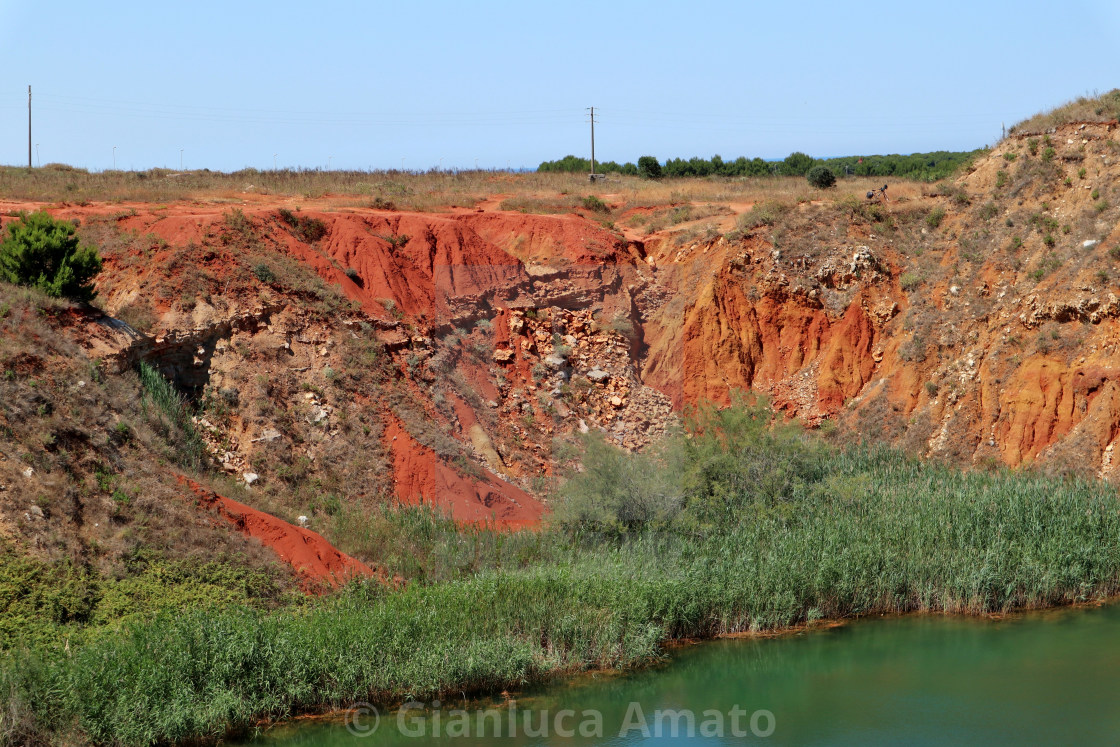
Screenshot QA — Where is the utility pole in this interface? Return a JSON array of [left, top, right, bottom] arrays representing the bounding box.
[[27, 86, 32, 169], [587, 106, 597, 177]]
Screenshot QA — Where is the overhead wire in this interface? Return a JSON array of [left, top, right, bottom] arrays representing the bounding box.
[[30, 92, 579, 128], [12, 91, 1003, 133]]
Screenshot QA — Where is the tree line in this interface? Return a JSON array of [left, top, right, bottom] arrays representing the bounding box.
[[538, 149, 982, 182]]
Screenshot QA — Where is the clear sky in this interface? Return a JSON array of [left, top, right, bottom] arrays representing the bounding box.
[[2, 0, 1119, 172]]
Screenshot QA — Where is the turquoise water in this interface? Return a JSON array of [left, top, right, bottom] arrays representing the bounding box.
[[250, 604, 1120, 745]]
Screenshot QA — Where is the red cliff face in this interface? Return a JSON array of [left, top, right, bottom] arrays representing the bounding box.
[[637, 122, 1120, 476], [11, 119, 1120, 567]]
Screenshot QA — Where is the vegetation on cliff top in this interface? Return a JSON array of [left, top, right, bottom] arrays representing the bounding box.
[[1011, 88, 1120, 134]]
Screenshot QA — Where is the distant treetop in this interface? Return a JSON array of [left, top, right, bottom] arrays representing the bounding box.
[[537, 155, 639, 176], [538, 149, 980, 182]]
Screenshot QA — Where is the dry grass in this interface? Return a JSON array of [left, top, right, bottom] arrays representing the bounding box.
[[498, 194, 581, 214], [2, 164, 946, 216], [1011, 89, 1120, 134], [0, 166, 589, 212]]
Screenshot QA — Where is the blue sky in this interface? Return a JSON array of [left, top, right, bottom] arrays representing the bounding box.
[[2, 0, 1119, 172]]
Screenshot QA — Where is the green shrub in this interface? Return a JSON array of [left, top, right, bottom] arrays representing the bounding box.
[[0, 211, 101, 301], [1029, 213, 1060, 232], [554, 433, 681, 535], [253, 263, 275, 283], [557, 395, 829, 533], [581, 195, 610, 213], [277, 208, 328, 242], [668, 205, 692, 224], [899, 272, 923, 291], [926, 206, 946, 229], [806, 165, 836, 189], [637, 156, 662, 179], [221, 208, 254, 244]]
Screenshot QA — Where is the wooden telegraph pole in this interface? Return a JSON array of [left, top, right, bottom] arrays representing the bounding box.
[[587, 106, 598, 180]]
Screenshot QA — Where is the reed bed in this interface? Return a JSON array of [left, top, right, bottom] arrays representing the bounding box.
[[5, 407, 1120, 745]]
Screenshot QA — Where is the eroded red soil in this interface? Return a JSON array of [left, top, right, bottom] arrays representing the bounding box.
[[177, 476, 376, 589]]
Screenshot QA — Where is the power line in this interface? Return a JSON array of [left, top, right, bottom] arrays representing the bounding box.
[[28, 92, 578, 127], [39, 91, 575, 117], [8, 89, 1006, 134]]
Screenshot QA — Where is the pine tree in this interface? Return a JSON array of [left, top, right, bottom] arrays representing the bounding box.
[[0, 211, 102, 302]]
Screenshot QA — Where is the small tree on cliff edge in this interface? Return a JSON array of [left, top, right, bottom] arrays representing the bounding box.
[[0, 211, 102, 302]]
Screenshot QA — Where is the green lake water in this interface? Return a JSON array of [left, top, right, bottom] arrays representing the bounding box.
[[249, 603, 1120, 745]]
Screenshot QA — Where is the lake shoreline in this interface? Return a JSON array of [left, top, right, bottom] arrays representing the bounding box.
[[242, 593, 1120, 741]]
